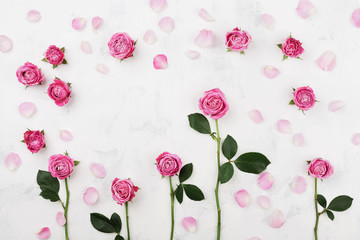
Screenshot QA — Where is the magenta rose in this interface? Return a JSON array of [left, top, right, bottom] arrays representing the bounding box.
[[156, 152, 182, 177], [48, 154, 74, 180], [280, 37, 304, 58], [108, 32, 136, 60], [47, 78, 71, 107], [308, 158, 334, 179], [16, 62, 44, 86], [293, 86, 316, 111], [24, 130, 45, 153], [111, 178, 139, 205], [199, 88, 229, 119], [225, 27, 252, 53], [44, 45, 66, 66]]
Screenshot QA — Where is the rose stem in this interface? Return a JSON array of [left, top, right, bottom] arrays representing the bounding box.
[[125, 202, 130, 240], [314, 178, 319, 240], [215, 119, 221, 240], [169, 176, 175, 240], [64, 178, 70, 240]]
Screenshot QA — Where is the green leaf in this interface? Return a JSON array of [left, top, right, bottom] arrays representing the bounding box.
[[289, 99, 295, 105], [227, 49, 231, 52], [222, 135, 238, 160], [183, 184, 204, 201], [90, 213, 116, 233], [74, 161, 80, 166], [115, 235, 125, 240], [179, 163, 193, 183], [61, 47, 65, 52], [317, 194, 327, 208], [53, 65, 58, 69], [277, 44, 282, 49], [219, 162, 234, 184], [188, 113, 211, 134], [41, 130, 45, 135], [41, 58, 48, 62], [110, 213, 122, 234], [39, 190, 60, 202], [282, 55, 288, 61], [327, 195, 353, 212], [21, 140, 25, 143], [37, 170, 60, 193], [234, 152, 270, 174], [62, 59, 68, 64], [326, 210, 334, 221], [175, 185, 184, 204]]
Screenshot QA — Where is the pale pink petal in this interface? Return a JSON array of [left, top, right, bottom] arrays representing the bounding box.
[[83, 187, 99, 205], [328, 101, 344, 112], [248, 237, 261, 240], [248, 109, 263, 124], [352, 9, 360, 27], [257, 195, 271, 209], [96, 64, 109, 75], [81, 41, 92, 54], [37, 227, 50, 240], [59, 130, 73, 141], [277, 120, 291, 134], [194, 29, 214, 48], [182, 217, 197, 233], [4, 152, 21, 171], [27, 10, 41, 22], [316, 51, 336, 71], [90, 162, 106, 178], [198, 8, 214, 22], [0, 35, 12, 52], [235, 190, 251, 208], [55, 212, 66, 226], [352, 133, 360, 145], [143, 30, 156, 44], [18, 102, 36, 118], [72, 17, 86, 30], [159, 17, 174, 32], [263, 65, 280, 79], [292, 133, 304, 147], [92, 16, 103, 31], [296, 0, 316, 19], [261, 14, 275, 30], [153, 54, 168, 69], [185, 50, 200, 60], [150, 0, 166, 13], [268, 210, 285, 228], [257, 172, 274, 190], [291, 176, 307, 194]]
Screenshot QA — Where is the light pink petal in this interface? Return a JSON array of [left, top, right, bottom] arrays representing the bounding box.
[[153, 54, 168, 69], [59, 130, 73, 141], [159, 17, 174, 32], [37, 227, 50, 240], [291, 176, 307, 194], [248, 237, 261, 240], [83, 187, 99, 205], [150, 0, 166, 13], [4, 152, 21, 171], [248, 109, 263, 124], [96, 64, 109, 75], [352, 9, 360, 28], [328, 100, 345, 112], [90, 162, 106, 178], [261, 14, 275, 30], [257, 195, 271, 209], [143, 30, 156, 45], [72, 17, 86, 31], [0, 35, 12, 52], [316, 51, 336, 71], [296, 0, 316, 19], [55, 212, 66, 226], [182, 217, 197, 233], [27, 10, 41, 22], [257, 172, 274, 190], [352, 133, 360, 145], [198, 8, 214, 22], [292, 133, 304, 147], [81, 41, 92, 54], [268, 210, 285, 228], [235, 190, 251, 208], [277, 120, 291, 134], [185, 50, 200, 60], [194, 29, 214, 48], [19, 102, 36, 117], [92, 16, 103, 31], [263, 65, 280, 79]]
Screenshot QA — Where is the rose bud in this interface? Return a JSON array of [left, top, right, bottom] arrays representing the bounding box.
[[108, 32, 136, 60], [111, 178, 139, 205], [16, 62, 44, 86], [199, 88, 229, 119], [290, 86, 316, 111], [43, 45, 67, 68], [278, 35, 304, 60], [156, 152, 182, 177], [47, 78, 72, 107], [308, 158, 334, 179], [48, 154, 74, 180], [225, 27, 252, 54], [23, 130, 45, 153]]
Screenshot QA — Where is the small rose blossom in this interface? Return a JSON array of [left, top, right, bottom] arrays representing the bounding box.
[[199, 88, 229, 119], [280, 37, 304, 58], [156, 152, 182, 177], [47, 79, 71, 107], [308, 158, 333, 179], [293, 86, 316, 111], [48, 154, 74, 180], [24, 130, 45, 153], [44, 45, 65, 66], [111, 178, 139, 205], [16, 62, 44, 86], [225, 27, 252, 53], [108, 32, 136, 60]]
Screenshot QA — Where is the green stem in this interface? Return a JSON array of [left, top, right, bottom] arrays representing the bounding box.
[[64, 178, 70, 240], [314, 178, 319, 240], [215, 119, 221, 240], [169, 177, 175, 240], [125, 202, 130, 240]]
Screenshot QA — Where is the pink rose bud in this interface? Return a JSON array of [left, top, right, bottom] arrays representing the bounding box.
[[280, 37, 304, 58], [48, 154, 74, 180], [44, 45, 65, 66], [156, 152, 182, 177], [16, 62, 44, 86], [23, 130, 45, 153], [308, 158, 334, 179], [47, 78, 71, 107], [108, 32, 136, 60], [199, 88, 229, 119], [225, 27, 252, 53], [111, 178, 139, 205], [293, 86, 316, 111]]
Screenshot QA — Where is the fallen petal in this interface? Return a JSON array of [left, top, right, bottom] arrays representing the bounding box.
[[55, 212, 66, 226], [194, 29, 214, 48], [248, 109, 263, 124], [0, 35, 12, 52], [90, 162, 106, 178], [257, 195, 271, 209], [81, 41, 92, 54], [150, 0, 166, 13], [296, 0, 316, 19], [268, 210, 285, 228], [19, 102, 36, 117], [143, 30, 156, 44], [185, 50, 200, 60], [182, 217, 197, 233], [159, 17, 174, 32], [59, 130, 73, 141], [291, 176, 307, 194], [292, 133, 304, 147], [263, 65, 280, 79], [83, 187, 99, 205], [4, 152, 21, 171], [235, 190, 251, 208], [27, 10, 41, 22], [277, 120, 291, 134], [257, 172, 274, 190], [198, 8, 214, 22], [352, 133, 360, 145], [72, 17, 86, 30], [352, 9, 360, 27], [261, 14, 275, 30], [37, 227, 50, 240], [92, 16, 103, 31], [96, 64, 109, 75], [328, 101, 344, 112], [317, 51, 336, 71], [153, 54, 168, 69]]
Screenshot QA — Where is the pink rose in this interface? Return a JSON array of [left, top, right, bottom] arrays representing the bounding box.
[[225, 28, 252, 52], [24, 130, 45, 153], [48, 154, 74, 180], [111, 178, 139, 205], [47, 78, 71, 107], [308, 158, 334, 179], [44, 45, 65, 66], [16, 62, 44, 86], [293, 86, 316, 111], [108, 32, 136, 60], [156, 152, 182, 177], [199, 88, 229, 119], [281, 37, 304, 58]]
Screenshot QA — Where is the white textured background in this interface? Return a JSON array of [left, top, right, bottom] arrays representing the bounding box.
[[1, 0, 360, 239]]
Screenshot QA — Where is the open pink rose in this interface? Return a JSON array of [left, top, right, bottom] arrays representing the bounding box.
[[293, 86, 316, 111], [111, 178, 139, 205], [48, 154, 74, 180], [281, 37, 304, 58], [44, 45, 65, 66], [47, 79, 71, 107], [24, 130, 45, 153], [225, 28, 252, 53], [308, 158, 333, 179], [199, 88, 229, 119], [156, 152, 182, 177], [108, 32, 136, 60], [16, 62, 44, 86]]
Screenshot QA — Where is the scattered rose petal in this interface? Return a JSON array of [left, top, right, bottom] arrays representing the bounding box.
[[198, 8, 214, 22], [143, 30, 156, 44], [81, 41, 92, 54], [235, 190, 251, 208], [268, 210, 285, 228], [185, 50, 200, 60], [291, 176, 307, 194], [296, 0, 316, 19], [263, 65, 280, 79], [182, 217, 197, 233], [257, 172, 274, 190], [317, 51, 336, 71], [159, 17, 174, 32], [248, 237, 261, 240], [4, 152, 21, 171], [277, 120, 291, 134], [248, 109, 263, 124], [18, 102, 36, 117], [83, 187, 99, 205], [96, 64, 109, 75], [27, 10, 41, 22], [90, 162, 106, 178], [194, 29, 214, 48], [0, 35, 12, 52], [72, 17, 86, 30], [56, 212, 66, 226], [261, 14, 275, 30], [257, 195, 271, 209], [293, 133, 304, 147], [328, 101, 344, 112], [352, 9, 360, 28], [153, 54, 168, 69], [59, 130, 73, 141], [150, 0, 166, 13], [37, 227, 50, 240], [352, 133, 360, 145], [92, 16, 103, 31]]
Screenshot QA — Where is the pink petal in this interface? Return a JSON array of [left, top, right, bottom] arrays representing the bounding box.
[[83, 187, 99, 205], [277, 120, 291, 134], [158, 17, 174, 32], [143, 30, 156, 45], [72, 17, 86, 31], [248, 109, 263, 124], [328, 100, 345, 112], [257, 195, 271, 209], [90, 162, 106, 178], [19, 102, 36, 118], [352, 133, 360, 145], [4, 152, 21, 171], [92, 16, 103, 31], [59, 130, 73, 141], [198, 8, 214, 22], [291, 176, 307, 194], [316, 51, 336, 71], [96, 64, 109, 75], [292, 133, 304, 147], [235, 190, 251, 208], [153, 54, 168, 69], [248, 237, 261, 240], [268, 210, 285, 228], [182, 217, 197, 233], [352, 9, 360, 28], [261, 14, 275, 30], [81, 41, 92, 54], [194, 29, 214, 48], [37, 227, 50, 240], [257, 172, 274, 190], [150, 0, 166, 13], [55, 212, 66, 226], [185, 50, 200, 60], [0, 35, 12, 52], [263, 65, 280, 79], [296, 0, 316, 19], [27, 10, 41, 22]]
